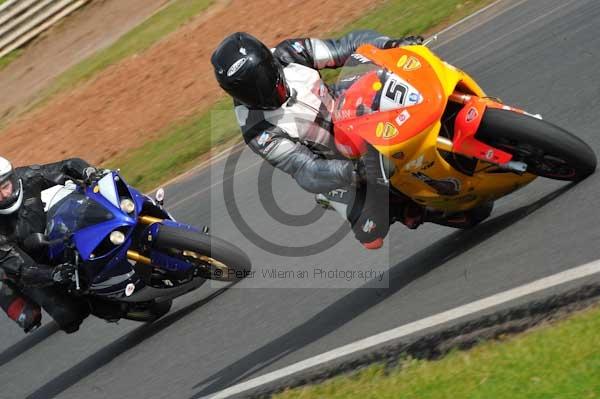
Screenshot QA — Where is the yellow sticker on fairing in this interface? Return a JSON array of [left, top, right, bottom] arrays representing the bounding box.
[[376, 122, 399, 139]]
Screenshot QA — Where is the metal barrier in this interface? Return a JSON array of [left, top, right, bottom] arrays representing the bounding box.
[[0, 0, 89, 58]]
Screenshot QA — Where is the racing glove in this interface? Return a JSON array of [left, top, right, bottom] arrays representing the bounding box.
[[384, 35, 424, 48], [51, 263, 77, 284], [20, 263, 76, 287]]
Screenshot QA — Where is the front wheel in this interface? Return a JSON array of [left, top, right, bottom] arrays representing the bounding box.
[[155, 225, 252, 282], [477, 108, 597, 181]]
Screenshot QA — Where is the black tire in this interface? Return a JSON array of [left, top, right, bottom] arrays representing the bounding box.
[[124, 299, 172, 322], [155, 225, 252, 282], [477, 108, 597, 181]]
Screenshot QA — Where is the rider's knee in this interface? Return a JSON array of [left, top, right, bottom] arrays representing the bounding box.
[[0, 281, 42, 332]]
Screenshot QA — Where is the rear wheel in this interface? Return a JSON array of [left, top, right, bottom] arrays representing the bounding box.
[[477, 108, 596, 181], [155, 225, 252, 282]]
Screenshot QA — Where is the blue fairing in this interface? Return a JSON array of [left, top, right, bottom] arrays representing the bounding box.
[[128, 186, 149, 215], [44, 171, 205, 301], [47, 173, 136, 261], [161, 219, 201, 233]]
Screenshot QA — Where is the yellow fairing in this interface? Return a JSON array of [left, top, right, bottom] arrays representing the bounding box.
[[408, 46, 486, 98], [375, 46, 536, 212]]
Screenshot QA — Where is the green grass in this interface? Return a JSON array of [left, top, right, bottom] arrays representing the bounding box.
[[321, 0, 494, 82], [110, 0, 494, 190], [0, 48, 22, 71], [26, 0, 213, 112], [104, 98, 239, 190], [275, 305, 600, 399]]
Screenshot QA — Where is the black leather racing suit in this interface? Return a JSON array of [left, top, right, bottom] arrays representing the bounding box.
[[0, 158, 92, 332], [236, 30, 401, 245]]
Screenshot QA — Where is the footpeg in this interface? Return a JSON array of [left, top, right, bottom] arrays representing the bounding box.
[[500, 161, 528, 174]]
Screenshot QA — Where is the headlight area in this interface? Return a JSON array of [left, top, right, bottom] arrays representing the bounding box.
[[120, 198, 135, 214], [89, 227, 132, 259], [109, 230, 126, 245]]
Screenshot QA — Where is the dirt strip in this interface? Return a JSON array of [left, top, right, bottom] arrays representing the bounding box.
[[0, 0, 171, 121], [0, 0, 384, 166]]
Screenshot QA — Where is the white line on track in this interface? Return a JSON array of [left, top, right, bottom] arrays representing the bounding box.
[[197, 3, 595, 397], [431, 0, 521, 43], [205, 259, 600, 399], [431, 0, 529, 49], [451, 0, 580, 64]]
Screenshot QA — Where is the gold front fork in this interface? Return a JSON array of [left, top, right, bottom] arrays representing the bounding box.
[[138, 215, 163, 225], [126, 215, 164, 264], [127, 250, 152, 265]]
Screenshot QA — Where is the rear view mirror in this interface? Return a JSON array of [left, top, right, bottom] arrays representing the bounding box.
[[155, 188, 165, 205]]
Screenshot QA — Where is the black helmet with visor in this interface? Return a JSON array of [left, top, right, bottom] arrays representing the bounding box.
[[211, 32, 289, 110]]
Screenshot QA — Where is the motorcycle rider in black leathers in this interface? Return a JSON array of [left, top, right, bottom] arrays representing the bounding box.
[[211, 30, 425, 249], [0, 156, 95, 333]]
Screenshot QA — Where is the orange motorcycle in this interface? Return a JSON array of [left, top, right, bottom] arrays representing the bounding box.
[[328, 42, 596, 226]]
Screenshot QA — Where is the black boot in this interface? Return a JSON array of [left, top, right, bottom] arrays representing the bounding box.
[[22, 286, 89, 334]]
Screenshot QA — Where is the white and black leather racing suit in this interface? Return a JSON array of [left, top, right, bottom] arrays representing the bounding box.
[[235, 30, 397, 245], [0, 159, 92, 333]]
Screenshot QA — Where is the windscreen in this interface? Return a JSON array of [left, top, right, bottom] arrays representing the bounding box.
[[46, 192, 114, 238], [333, 53, 423, 123]]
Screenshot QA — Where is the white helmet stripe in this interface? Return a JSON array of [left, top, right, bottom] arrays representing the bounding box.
[[0, 156, 12, 181]]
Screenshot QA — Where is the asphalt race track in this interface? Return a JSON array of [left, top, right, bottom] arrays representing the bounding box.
[[2, 0, 600, 397]]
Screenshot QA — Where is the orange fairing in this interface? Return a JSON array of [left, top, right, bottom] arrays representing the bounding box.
[[452, 96, 513, 164], [450, 93, 533, 164], [333, 45, 445, 147]]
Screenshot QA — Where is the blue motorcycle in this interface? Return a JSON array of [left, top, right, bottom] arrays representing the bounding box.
[[29, 171, 252, 322]]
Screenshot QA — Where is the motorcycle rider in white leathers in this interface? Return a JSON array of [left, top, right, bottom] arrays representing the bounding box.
[[211, 31, 424, 249]]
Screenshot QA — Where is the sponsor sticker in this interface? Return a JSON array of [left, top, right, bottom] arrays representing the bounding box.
[[395, 109, 411, 126], [408, 93, 420, 104], [403, 56, 422, 71], [396, 55, 408, 68], [125, 283, 135, 297], [466, 107, 478, 123], [227, 57, 248, 77], [485, 149, 495, 160], [376, 122, 399, 139], [239, 47, 247, 55]]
